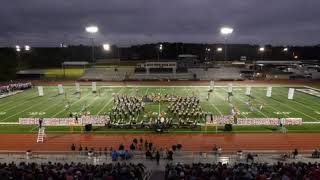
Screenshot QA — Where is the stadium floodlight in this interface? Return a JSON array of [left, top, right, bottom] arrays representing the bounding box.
[[85, 26, 99, 33], [85, 25, 99, 63], [217, 47, 223, 52], [25, 45, 30, 51], [15, 45, 21, 52], [103, 43, 110, 51], [220, 27, 234, 35], [259, 47, 265, 60], [283, 47, 288, 52], [220, 26, 233, 61]]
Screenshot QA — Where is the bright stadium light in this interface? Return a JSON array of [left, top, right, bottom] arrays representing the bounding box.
[[85, 25, 99, 63], [259, 47, 265, 60], [159, 44, 163, 51], [25, 45, 30, 51], [217, 47, 223, 52], [283, 47, 288, 52], [85, 26, 99, 33], [220, 27, 234, 35], [15, 45, 21, 52], [220, 26, 233, 61], [103, 43, 110, 51]]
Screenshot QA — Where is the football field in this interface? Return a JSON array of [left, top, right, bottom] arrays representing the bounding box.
[[0, 85, 319, 133]]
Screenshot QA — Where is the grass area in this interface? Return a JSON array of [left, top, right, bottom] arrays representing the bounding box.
[[44, 68, 85, 78], [0, 85, 319, 134]]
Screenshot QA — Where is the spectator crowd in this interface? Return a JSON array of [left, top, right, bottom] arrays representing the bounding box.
[[0, 162, 146, 180], [0, 82, 32, 94], [165, 162, 320, 180]]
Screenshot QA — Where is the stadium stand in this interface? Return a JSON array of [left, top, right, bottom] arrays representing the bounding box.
[[0, 162, 148, 180], [80, 67, 135, 81], [165, 162, 320, 179]]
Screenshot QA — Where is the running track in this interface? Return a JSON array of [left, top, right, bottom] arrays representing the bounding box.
[[0, 133, 319, 153]]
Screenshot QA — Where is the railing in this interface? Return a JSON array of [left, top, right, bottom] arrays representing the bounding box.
[[0, 149, 315, 162]]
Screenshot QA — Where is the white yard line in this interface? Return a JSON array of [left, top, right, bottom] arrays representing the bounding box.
[[270, 90, 319, 121], [251, 91, 291, 119], [275, 89, 320, 113], [209, 103, 223, 116], [233, 88, 269, 118], [96, 88, 125, 115], [0, 91, 36, 108], [50, 91, 93, 117], [215, 88, 248, 118], [0, 95, 58, 122]]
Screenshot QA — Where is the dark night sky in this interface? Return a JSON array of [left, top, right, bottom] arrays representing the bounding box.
[[1, 0, 320, 47]]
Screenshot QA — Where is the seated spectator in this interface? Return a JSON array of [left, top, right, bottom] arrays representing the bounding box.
[[111, 150, 118, 161], [145, 149, 152, 159], [165, 162, 320, 180], [246, 153, 254, 162], [0, 162, 146, 180]]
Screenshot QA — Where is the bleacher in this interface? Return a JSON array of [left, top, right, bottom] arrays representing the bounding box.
[[81, 66, 243, 81], [80, 67, 135, 81], [206, 67, 242, 80], [188, 67, 242, 80]]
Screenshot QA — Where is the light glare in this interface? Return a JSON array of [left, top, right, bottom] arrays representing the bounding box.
[[220, 27, 234, 35], [25, 45, 30, 51], [85, 26, 99, 33], [103, 44, 110, 51]]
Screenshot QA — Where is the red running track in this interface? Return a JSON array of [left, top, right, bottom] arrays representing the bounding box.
[[0, 133, 319, 153]]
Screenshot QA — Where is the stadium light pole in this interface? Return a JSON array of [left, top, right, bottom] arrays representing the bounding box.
[[205, 48, 211, 61], [220, 27, 233, 61], [158, 44, 163, 62], [283, 47, 288, 59], [85, 26, 99, 63], [259, 47, 265, 60]]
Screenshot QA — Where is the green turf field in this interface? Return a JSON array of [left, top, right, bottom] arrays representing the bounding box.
[[0, 85, 319, 124], [0, 85, 319, 134]]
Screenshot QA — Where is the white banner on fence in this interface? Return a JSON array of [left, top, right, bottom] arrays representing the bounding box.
[[58, 84, 64, 94], [288, 88, 295, 100], [210, 81, 214, 90], [206, 117, 302, 126], [245, 86, 251, 96], [92, 82, 97, 92], [266, 87, 272, 97], [228, 83, 233, 93], [38, 86, 44, 96], [19, 116, 110, 126], [75, 82, 80, 93]]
